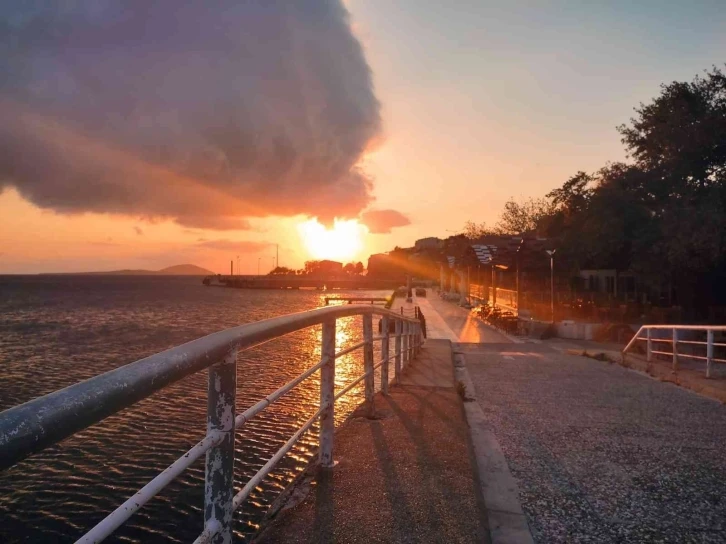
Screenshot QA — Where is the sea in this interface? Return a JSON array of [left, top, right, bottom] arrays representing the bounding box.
[[0, 275, 391, 542]]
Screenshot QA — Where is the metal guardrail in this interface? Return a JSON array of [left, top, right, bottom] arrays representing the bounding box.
[[0, 305, 423, 543], [623, 324, 726, 378]]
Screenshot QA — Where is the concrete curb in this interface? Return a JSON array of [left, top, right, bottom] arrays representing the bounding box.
[[453, 350, 535, 544]]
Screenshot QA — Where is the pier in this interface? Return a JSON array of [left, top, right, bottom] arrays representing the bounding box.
[[324, 296, 389, 305], [204, 275, 403, 290]]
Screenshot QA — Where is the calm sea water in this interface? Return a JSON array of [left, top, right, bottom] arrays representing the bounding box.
[[0, 275, 390, 542]]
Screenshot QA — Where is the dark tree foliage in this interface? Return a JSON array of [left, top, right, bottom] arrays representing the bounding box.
[[538, 66, 726, 314]]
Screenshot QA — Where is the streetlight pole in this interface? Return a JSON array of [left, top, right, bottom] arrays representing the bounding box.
[[491, 263, 496, 307], [546, 250, 556, 323], [257, 257, 261, 277], [467, 265, 471, 306], [515, 242, 522, 316]]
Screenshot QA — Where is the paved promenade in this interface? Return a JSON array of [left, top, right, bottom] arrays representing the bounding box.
[[460, 342, 726, 543], [392, 291, 511, 343], [417, 292, 726, 542], [254, 340, 489, 543]]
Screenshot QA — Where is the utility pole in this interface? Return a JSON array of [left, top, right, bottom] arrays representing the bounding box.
[[546, 250, 556, 323], [515, 239, 524, 316], [491, 264, 497, 307], [230, 260, 233, 277]]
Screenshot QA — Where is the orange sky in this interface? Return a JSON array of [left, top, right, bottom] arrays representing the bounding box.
[[1, 2, 724, 274]]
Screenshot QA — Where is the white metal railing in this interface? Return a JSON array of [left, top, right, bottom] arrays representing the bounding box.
[[623, 324, 726, 378], [0, 305, 423, 544]]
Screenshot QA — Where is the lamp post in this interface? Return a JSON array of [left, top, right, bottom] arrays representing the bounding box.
[[546, 249, 556, 323], [477, 264, 481, 303], [257, 257, 261, 277], [515, 239, 524, 316], [491, 263, 496, 307]]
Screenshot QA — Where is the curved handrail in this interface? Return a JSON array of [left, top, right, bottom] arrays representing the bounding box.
[[0, 304, 419, 470], [622, 324, 726, 378]]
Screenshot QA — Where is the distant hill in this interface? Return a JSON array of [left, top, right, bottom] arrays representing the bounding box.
[[156, 264, 214, 275], [45, 264, 215, 276]]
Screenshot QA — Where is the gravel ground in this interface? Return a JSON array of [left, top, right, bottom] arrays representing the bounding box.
[[461, 343, 726, 544]]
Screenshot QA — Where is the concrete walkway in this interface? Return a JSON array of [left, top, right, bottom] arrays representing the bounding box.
[[411, 291, 726, 541], [392, 290, 511, 343], [254, 340, 489, 544], [460, 342, 726, 543]]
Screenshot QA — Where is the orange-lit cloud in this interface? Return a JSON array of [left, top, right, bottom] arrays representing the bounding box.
[[0, 1, 381, 230], [360, 209, 411, 234]]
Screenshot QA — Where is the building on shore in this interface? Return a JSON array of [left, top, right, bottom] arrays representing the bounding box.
[[414, 237, 443, 252]]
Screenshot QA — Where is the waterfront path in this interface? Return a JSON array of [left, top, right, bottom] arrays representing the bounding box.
[[391, 291, 511, 343], [415, 292, 726, 542], [460, 342, 726, 543], [254, 339, 489, 543], [256, 292, 726, 543]]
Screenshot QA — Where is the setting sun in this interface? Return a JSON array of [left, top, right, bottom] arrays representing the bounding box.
[[298, 219, 367, 262]]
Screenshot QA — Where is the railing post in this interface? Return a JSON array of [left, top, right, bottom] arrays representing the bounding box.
[[205, 349, 237, 544], [410, 322, 415, 358], [319, 320, 336, 468], [646, 328, 652, 362], [412, 323, 418, 358], [672, 328, 678, 371], [363, 314, 375, 417], [402, 322, 409, 370], [394, 319, 402, 384], [381, 316, 390, 395], [706, 329, 714, 379]]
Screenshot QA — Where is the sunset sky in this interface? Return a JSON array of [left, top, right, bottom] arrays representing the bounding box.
[[1, 1, 724, 274]]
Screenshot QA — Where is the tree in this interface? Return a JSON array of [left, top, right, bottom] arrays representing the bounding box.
[[494, 197, 554, 235], [539, 66, 726, 313], [304, 261, 320, 275], [354, 261, 365, 275], [463, 221, 493, 240], [618, 67, 726, 195], [343, 262, 356, 275], [546, 171, 593, 217], [268, 266, 294, 275], [618, 66, 726, 282]]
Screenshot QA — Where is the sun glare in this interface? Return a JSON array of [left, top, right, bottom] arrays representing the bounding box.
[[298, 219, 366, 262]]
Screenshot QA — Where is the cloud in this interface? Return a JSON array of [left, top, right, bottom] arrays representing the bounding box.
[[196, 239, 271, 253], [0, 1, 381, 229], [360, 209, 411, 234], [134, 226, 144, 236]]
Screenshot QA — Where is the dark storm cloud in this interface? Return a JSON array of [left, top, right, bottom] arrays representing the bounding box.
[[360, 209, 411, 234], [0, 1, 381, 229]]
